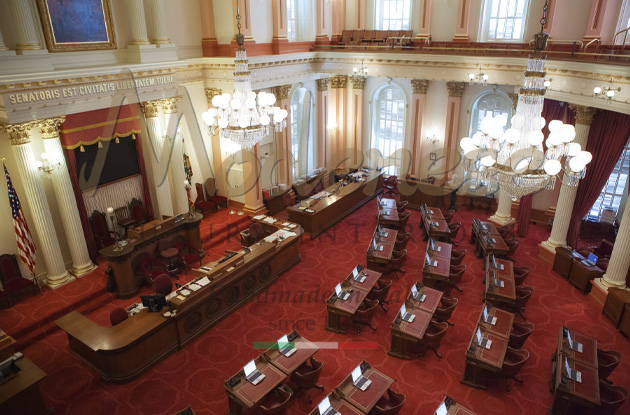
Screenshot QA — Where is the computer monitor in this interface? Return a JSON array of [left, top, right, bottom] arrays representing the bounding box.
[[335, 283, 343, 297], [0, 359, 18, 380], [140, 294, 167, 312], [318, 396, 332, 415], [244, 359, 256, 377], [400, 303, 407, 317], [436, 401, 448, 415], [483, 304, 488, 321], [351, 365, 362, 383], [430, 238, 435, 250], [411, 284, 418, 297], [587, 253, 598, 264], [567, 329, 572, 345], [278, 334, 289, 349], [476, 328, 482, 344], [564, 357, 571, 375], [425, 252, 431, 266], [372, 238, 378, 250], [352, 267, 359, 279], [377, 225, 383, 236]]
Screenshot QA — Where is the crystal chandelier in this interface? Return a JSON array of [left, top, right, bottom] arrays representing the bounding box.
[[201, 6, 287, 150], [459, 0, 592, 201]]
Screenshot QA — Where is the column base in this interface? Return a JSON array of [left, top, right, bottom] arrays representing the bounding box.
[[242, 203, 268, 217], [452, 35, 470, 43], [202, 38, 218, 57], [69, 262, 97, 278], [588, 278, 609, 310], [0, 49, 52, 75], [127, 44, 177, 64], [487, 214, 515, 226], [46, 271, 76, 290], [538, 241, 559, 264], [315, 35, 331, 46]]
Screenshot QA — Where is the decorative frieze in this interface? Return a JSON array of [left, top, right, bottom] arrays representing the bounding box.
[[411, 79, 429, 94], [570, 105, 598, 125]]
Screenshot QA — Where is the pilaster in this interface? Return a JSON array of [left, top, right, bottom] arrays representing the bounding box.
[[316, 78, 330, 168], [272, 0, 289, 54], [162, 97, 188, 216], [200, 0, 218, 56], [444, 82, 465, 179], [274, 85, 293, 185], [410, 80, 429, 178], [453, 0, 472, 43], [349, 76, 366, 167], [416, 0, 432, 40], [329, 75, 347, 169]]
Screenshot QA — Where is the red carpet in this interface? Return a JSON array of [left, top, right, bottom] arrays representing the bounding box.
[[7, 200, 630, 414]]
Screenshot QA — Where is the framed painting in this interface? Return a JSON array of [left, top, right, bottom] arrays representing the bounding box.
[[36, 0, 117, 52]]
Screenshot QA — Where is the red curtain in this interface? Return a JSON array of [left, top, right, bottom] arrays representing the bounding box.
[[566, 110, 630, 248], [515, 99, 575, 237]]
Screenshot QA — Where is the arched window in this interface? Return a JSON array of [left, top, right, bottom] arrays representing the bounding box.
[[371, 85, 407, 176], [290, 87, 314, 179], [480, 0, 530, 42], [468, 92, 514, 136], [375, 0, 412, 30]]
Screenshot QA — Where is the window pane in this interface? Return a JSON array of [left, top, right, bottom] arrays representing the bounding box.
[[373, 86, 406, 175], [485, 0, 529, 41], [588, 140, 630, 220]]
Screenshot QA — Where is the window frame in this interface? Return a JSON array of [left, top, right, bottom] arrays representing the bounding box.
[[587, 137, 630, 221], [286, 0, 297, 41], [370, 84, 407, 176], [479, 0, 531, 43], [375, 0, 412, 31]]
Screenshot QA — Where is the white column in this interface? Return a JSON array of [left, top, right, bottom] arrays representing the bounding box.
[[0, 28, 9, 51], [4, 123, 74, 289], [601, 200, 630, 288], [141, 101, 174, 217], [489, 190, 514, 225], [8, 0, 42, 51], [38, 118, 96, 277], [162, 97, 188, 215], [541, 105, 597, 251], [147, 0, 171, 45], [127, 0, 151, 45]]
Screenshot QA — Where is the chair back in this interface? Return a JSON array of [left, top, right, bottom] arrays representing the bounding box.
[[282, 192, 294, 207], [509, 321, 534, 349], [290, 357, 323, 388], [114, 206, 130, 223], [398, 211, 410, 227], [205, 178, 218, 197], [355, 299, 379, 322], [368, 279, 392, 302], [515, 286, 533, 308], [110, 307, 128, 326], [153, 274, 172, 295], [129, 198, 144, 224], [363, 30, 375, 42], [502, 347, 529, 376], [259, 385, 293, 414], [0, 254, 21, 283], [351, 29, 364, 41], [597, 349, 622, 379], [435, 297, 458, 322], [373, 388, 406, 415], [195, 183, 205, 203], [596, 258, 610, 271], [249, 223, 265, 243], [595, 239, 614, 258], [599, 382, 629, 413], [449, 222, 461, 239], [391, 250, 407, 268], [394, 233, 410, 250], [158, 239, 172, 252], [340, 30, 352, 42], [507, 238, 520, 256], [384, 176, 398, 191], [423, 320, 448, 347]]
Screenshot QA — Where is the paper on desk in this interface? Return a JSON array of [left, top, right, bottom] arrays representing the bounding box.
[[253, 215, 266, 221], [165, 292, 178, 301], [264, 235, 276, 243], [311, 191, 329, 199], [263, 217, 277, 223], [197, 277, 210, 286], [179, 289, 192, 296], [272, 230, 297, 240], [188, 284, 201, 291], [283, 222, 292, 226]]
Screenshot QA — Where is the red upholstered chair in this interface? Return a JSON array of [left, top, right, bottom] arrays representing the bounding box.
[[289, 357, 324, 404], [158, 239, 180, 279], [497, 225, 511, 240], [514, 266, 530, 287], [598, 382, 629, 415], [194, 183, 216, 216], [140, 255, 169, 284], [434, 297, 458, 326], [396, 211, 411, 230], [109, 307, 128, 326], [512, 286, 534, 320], [417, 320, 448, 359], [451, 249, 467, 266], [383, 249, 407, 280], [509, 321, 534, 349], [441, 222, 461, 246], [258, 385, 293, 415], [250, 223, 267, 243], [114, 206, 137, 238], [396, 200, 408, 213], [394, 232, 411, 250], [448, 264, 466, 293], [90, 210, 115, 249], [205, 178, 228, 208], [596, 258, 610, 271], [282, 192, 295, 208], [500, 238, 521, 261], [368, 278, 392, 312], [597, 349, 622, 383], [500, 347, 530, 393], [0, 254, 37, 306], [352, 298, 379, 335], [383, 176, 398, 196], [442, 209, 455, 224], [173, 238, 204, 272], [153, 273, 172, 295], [371, 388, 406, 415]]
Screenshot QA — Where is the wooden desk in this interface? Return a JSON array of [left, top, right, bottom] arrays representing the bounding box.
[[428, 240, 452, 259], [398, 177, 448, 210], [551, 357, 600, 414], [435, 396, 479, 415], [224, 356, 286, 415], [461, 326, 509, 389], [57, 220, 303, 384], [568, 258, 604, 294], [366, 227, 397, 272], [484, 267, 516, 309], [461, 185, 494, 212], [406, 284, 443, 314], [603, 287, 630, 328], [421, 207, 451, 239], [263, 188, 290, 216], [0, 357, 49, 415], [557, 327, 597, 368], [553, 247, 574, 279], [620, 304, 630, 338], [100, 213, 203, 298], [423, 252, 451, 286], [263, 332, 319, 375], [377, 205, 399, 227], [292, 170, 329, 200], [308, 392, 366, 415], [389, 307, 433, 360], [287, 170, 383, 239], [475, 231, 508, 258], [477, 303, 514, 339], [335, 362, 394, 414]]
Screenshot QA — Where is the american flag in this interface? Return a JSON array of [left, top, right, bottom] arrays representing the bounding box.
[[4, 162, 36, 275]]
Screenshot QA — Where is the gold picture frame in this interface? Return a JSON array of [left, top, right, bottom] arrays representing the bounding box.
[[36, 0, 117, 52]]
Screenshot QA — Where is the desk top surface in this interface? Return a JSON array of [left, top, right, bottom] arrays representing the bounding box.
[[328, 287, 370, 315], [0, 356, 46, 405], [476, 303, 514, 339], [392, 308, 433, 340], [423, 207, 445, 220], [466, 326, 508, 370], [557, 327, 598, 368], [336, 365, 394, 413], [309, 392, 366, 415], [427, 240, 452, 258], [423, 253, 451, 279], [264, 334, 319, 375], [226, 357, 286, 408], [344, 268, 382, 292], [406, 285, 443, 314], [555, 357, 600, 406]]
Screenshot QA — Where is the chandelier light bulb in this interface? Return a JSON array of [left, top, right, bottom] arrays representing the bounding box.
[[527, 131, 544, 146], [569, 157, 586, 173], [34, 160, 43, 168], [544, 159, 562, 176], [593, 86, 602, 94], [483, 74, 489, 81], [469, 73, 475, 80], [544, 80, 551, 88], [460, 137, 473, 150], [606, 90, 615, 98], [548, 120, 563, 132], [41, 152, 49, 161], [481, 155, 495, 167], [567, 143, 581, 157], [576, 150, 593, 164]]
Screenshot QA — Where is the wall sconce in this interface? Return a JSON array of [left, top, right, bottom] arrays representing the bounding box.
[[427, 134, 439, 160], [106, 206, 124, 252], [353, 60, 368, 75], [468, 66, 488, 84], [34, 152, 61, 175], [593, 79, 621, 102], [544, 78, 552, 90]]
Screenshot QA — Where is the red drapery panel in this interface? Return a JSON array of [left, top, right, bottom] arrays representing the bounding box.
[[566, 110, 630, 248], [63, 147, 99, 260], [515, 99, 575, 236]]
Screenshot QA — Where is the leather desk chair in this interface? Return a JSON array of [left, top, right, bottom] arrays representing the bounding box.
[[596, 258, 610, 271], [396, 200, 408, 213], [451, 249, 467, 266], [500, 347, 529, 393], [442, 209, 455, 224], [282, 192, 295, 209], [258, 385, 293, 415], [501, 238, 521, 261], [394, 232, 411, 250], [371, 389, 406, 415], [514, 266, 530, 287], [598, 382, 629, 415], [509, 321, 534, 349], [140, 256, 169, 284], [110, 307, 129, 326], [290, 357, 324, 404], [368, 278, 392, 312], [597, 349, 622, 383], [448, 264, 466, 293], [434, 297, 458, 326], [129, 198, 149, 225], [0, 254, 37, 306], [417, 320, 448, 359], [383, 176, 398, 197], [153, 274, 172, 296], [353, 299, 379, 335], [390, 211, 410, 230], [444, 222, 461, 246], [114, 206, 137, 239], [384, 250, 407, 280], [513, 287, 534, 320], [158, 239, 180, 279], [497, 226, 511, 240], [250, 223, 267, 244], [90, 210, 115, 249]]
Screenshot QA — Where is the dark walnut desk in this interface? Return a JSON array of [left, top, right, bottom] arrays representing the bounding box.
[[366, 226, 397, 272], [550, 327, 599, 414], [0, 356, 49, 415], [389, 284, 442, 360], [436, 395, 479, 415], [57, 219, 303, 384], [100, 213, 204, 298], [309, 391, 366, 415], [603, 287, 630, 328], [377, 199, 399, 228], [326, 267, 382, 334], [553, 247, 604, 293], [287, 170, 383, 239], [421, 207, 451, 240], [335, 361, 394, 414], [398, 177, 448, 210], [483, 257, 516, 309], [422, 241, 452, 289], [225, 332, 318, 415]]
